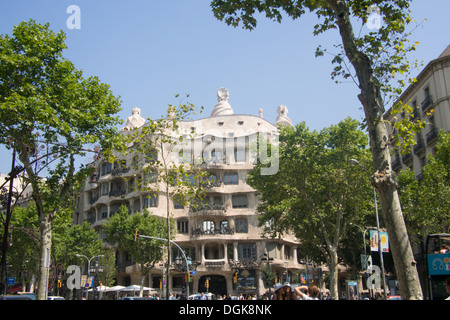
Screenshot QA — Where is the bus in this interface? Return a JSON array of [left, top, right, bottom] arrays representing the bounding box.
[[425, 233, 450, 300]]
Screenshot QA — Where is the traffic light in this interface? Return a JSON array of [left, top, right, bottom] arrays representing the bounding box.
[[134, 230, 140, 241], [188, 271, 193, 282], [205, 279, 209, 288], [233, 272, 238, 284]]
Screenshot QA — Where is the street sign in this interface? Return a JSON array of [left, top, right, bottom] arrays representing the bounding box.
[[7, 277, 15, 285]]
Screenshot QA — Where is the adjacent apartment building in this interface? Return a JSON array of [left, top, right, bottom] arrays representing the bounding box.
[[384, 45, 450, 178], [73, 88, 305, 297], [383, 45, 450, 294]]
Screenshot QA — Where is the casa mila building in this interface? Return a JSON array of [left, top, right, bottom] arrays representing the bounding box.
[[74, 88, 305, 297]]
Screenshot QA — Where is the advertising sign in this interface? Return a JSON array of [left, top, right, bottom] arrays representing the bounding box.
[[369, 230, 389, 252], [85, 275, 95, 288], [427, 253, 450, 275], [236, 269, 256, 293]]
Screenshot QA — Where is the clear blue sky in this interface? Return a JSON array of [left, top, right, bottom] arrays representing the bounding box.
[[0, 0, 449, 173]]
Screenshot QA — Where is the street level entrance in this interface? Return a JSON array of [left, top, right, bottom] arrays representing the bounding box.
[[198, 275, 227, 296]]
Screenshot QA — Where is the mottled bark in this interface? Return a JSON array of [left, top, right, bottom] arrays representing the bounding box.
[[328, 0, 422, 299]]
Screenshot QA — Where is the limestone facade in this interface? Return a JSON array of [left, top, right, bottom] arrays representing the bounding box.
[[74, 88, 304, 296]]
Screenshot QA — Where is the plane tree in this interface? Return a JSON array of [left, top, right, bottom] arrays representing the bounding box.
[[211, 0, 423, 299], [248, 118, 374, 299], [0, 20, 122, 299]]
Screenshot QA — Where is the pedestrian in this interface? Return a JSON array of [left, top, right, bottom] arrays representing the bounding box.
[[271, 283, 284, 300], [294, 284, 320, 300], [272, 283, 298, 300], [282, 283, 298, 300]]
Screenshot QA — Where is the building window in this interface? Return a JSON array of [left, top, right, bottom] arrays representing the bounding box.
[[207, 173, 218, 186], [183, 174, 196, 186], [421, 86, 433, 112], [173, 198, 184, 209], [101, 162, 112, 176], [234, 149, 246, 163], [224, 172, 238, 185], [101, 183, 109, 196], [203, 220, 215, 234], [99, 206, 108, 220], [143, 194, 158, 208], [238, 243, 256, 260], [285, 245, 292, 260], [178, 150, 192, 164], [267, 242, 281, 259], [145, 170, 158, 184], [232, 194, 248, 208], [177, 220, 189, 234], [235, 218, 248, 233], [213, 196, 222, 205], [133, 199, 140, 213], [211, 150, 223, 163]]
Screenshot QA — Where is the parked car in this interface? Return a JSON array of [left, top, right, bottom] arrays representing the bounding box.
[[47, 296, 65, 300]]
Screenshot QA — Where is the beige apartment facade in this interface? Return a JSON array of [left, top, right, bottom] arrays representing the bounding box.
[[74, 88, 305, 297], [384, 45, 450, 178], [383, 45, 450, 295]]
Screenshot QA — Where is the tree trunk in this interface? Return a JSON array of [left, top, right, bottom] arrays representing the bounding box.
[[329, 0, 423, 299], [328, 247, 339, 300], [140, 272, 145, 298], [36, 215, 52, 300]]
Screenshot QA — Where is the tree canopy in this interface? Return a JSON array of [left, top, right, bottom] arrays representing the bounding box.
[[248, 117, 373, 299], [211, 0, 424, 299], [0, 20, 122, 299]]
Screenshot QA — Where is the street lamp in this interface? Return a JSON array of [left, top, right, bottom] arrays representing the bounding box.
[[261, 253, 274, 293], [76, 254, 104, 300], [349, 158, 387, 299]]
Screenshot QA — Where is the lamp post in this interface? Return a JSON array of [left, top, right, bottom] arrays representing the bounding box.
[[137, 235, 190, 298], [349, 159, 387, 299], [76, 254, 104, 300], [261, 253, 274, 294]]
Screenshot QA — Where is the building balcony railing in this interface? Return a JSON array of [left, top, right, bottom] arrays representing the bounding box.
[[413, 139, 426, 154], [421, 95, 433, 112], [204, 260, 226, 268], [426, 127, 439, 144], [109, 189, 126, 197], [191, 226, 235, 236], [85, 217, 95, 224], [402, 152, 412, 163], [111, 167, 130, 176], [89, 195, 99, 204], [189, 203, 227, 216]]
